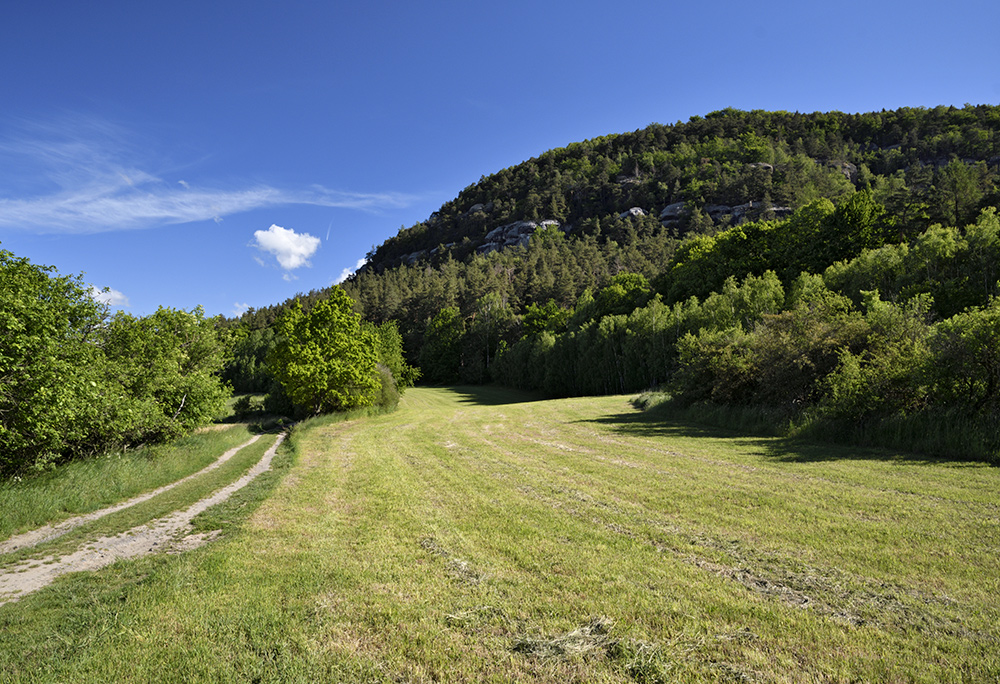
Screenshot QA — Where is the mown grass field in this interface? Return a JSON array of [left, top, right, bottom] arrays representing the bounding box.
[[2, 387, 999, 682]]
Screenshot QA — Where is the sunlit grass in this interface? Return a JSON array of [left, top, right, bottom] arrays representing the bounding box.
[[2, 387, 998, 682], [0, 426, 253, 539], [0, 433, 279, 568]]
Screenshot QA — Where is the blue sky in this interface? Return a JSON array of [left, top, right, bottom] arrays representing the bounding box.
[[2, 0, 998, 318]]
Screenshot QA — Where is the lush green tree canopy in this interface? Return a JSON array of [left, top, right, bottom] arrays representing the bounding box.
[[1, 248, 230, 476], [269, 287, 381, 415]]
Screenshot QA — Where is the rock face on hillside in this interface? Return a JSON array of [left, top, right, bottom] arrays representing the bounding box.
[[828, 160, 858, 183], [619, 207, 646, 219], [462, 202, 494, 216], [477, 220, 561, 254], [659, 202, 686, 221]]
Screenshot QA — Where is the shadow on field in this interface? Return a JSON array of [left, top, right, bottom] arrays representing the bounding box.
[[586, 408, 952, 466], [441, 385, 546, 407]]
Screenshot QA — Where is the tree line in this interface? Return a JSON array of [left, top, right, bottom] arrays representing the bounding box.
[[0, 248, 229, 476], [334, 105, 999, 461], [0, 250, 414, 478], [10, 105, 995, 475], [490, 209, 1000, 461]]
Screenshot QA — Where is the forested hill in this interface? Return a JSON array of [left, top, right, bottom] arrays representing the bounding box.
[[231, 105, 1000, 332], [359, 105, 1000, 272]]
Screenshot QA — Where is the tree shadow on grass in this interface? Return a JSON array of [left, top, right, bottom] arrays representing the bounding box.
[[583, 407, 961, 467], [438, 385, 546, 407]]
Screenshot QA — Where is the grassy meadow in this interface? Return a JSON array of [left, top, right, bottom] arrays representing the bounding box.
[[1, 387, 998, 682]]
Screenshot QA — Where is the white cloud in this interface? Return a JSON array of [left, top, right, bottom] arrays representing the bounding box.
[[232, 302, 250, 316], [0, 118, 421, 234], [334, 258, 368, 284], [89, 285, 129, 307], [252, 224, 320, 270]]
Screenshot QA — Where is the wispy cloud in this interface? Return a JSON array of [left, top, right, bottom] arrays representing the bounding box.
[[252, 224, 320, 271], [0, 117, 420, 233]]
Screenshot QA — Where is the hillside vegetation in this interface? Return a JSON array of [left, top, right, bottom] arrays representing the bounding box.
[[3, 387, 997, 681], [225, 105, 1000, 462]]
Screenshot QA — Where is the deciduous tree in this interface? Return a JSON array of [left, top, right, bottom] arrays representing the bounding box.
[[269, 288, 380, 415]]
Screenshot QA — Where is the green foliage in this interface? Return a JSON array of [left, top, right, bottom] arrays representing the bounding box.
[[461, 292, 518, 384], [929, 296, 1000, 413], [232, 394, 266, 417], [493, 272, 786, 398], [656, 191, 896, 304], [0, 249, 107, 473], [373, 363, 401, 410], [0, 249, 230, 477], [363, 320, 419, 389], [419, 306, 465, 384], [222, 326, 276, 393], [217, 105, 1000, 461], [522, 299, 570, 335], [268, 287, 381, 416], [671, 282, 867, 410], [822, 293, 934, 420], [102, 306, 231, 438], [592, 272, 653, 319], [824, 208, 1000, 318], [361, 105, 999, 274]]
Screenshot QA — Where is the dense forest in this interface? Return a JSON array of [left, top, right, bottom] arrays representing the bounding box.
[[5, 105, 1000, 475]]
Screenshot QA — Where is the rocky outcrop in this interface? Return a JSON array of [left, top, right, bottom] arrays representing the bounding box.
[[705, 204, 732, 218], [462, 202, 494, 217], [619, 207, 646, 219], [827, 160, 858, 183], [401, 249, 428, 266], [659, 202, 686, 221], [477, 219, 562, 255], [658, 201, 793, 227], [728, 202, 793, 221]]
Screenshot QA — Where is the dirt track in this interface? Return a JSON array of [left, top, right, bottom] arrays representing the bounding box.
[[0, 433, 284, 606]]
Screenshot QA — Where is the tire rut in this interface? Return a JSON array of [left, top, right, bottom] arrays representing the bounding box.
[[0, 433, 284, 606]]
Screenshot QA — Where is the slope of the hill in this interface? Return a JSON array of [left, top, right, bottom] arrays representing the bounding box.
[[362, 105, 1000, 272], [230, 104, 999, 338]]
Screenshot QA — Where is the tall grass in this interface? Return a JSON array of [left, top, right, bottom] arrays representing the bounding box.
[[796, 409, 1000, 464]]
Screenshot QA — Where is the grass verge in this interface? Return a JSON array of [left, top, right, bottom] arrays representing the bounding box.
[[636, 391, 1000, 464], [0, 425, 256, 540]]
